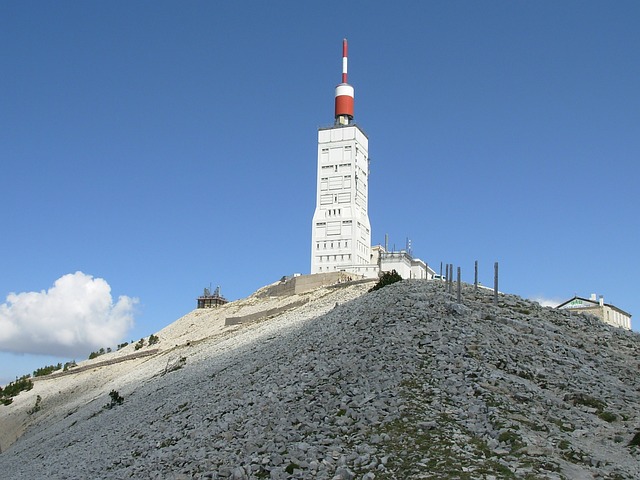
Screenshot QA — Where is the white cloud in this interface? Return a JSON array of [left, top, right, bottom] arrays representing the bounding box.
[[0, 272, 137, 357], [530, 296, 563, 308]]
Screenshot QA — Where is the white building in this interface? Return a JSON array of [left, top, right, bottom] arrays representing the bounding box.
[[311, 39, 374, 277], [556, 294, 632, 330], [371, 245, 434, 280], [310, 40, 431, 282]]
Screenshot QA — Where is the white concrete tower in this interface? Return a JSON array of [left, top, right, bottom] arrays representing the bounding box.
[[311, 39, 373, 276]]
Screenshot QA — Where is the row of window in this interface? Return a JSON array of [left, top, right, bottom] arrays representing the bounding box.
[[318, 254, 352, 262], [320, 192, 351, 205], [315, 220, 352, 227], [319, 146, 367, 169], [319, 175, 353, 192], [321, 163, 352, 173], [316, 240, 349, 250]]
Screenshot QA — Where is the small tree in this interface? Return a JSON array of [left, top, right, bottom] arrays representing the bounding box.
[[0, 375, 33, 406], [33, 363, 62, 377], [369, 269, 402, 292]]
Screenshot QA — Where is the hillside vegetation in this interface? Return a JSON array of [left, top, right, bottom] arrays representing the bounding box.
[[0, 279, 639, 479]]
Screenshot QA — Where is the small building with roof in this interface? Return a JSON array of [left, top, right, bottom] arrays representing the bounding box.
[[556, 294, 631, 330]]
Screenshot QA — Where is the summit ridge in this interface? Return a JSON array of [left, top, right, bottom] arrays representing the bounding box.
[[1, 279, 639, 479]]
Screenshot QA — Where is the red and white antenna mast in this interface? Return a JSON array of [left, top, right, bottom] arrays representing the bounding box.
[[334, 38, 354, 125]]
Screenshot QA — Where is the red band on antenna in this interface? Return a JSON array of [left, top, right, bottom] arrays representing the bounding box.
[[342, 38, 348, 84]]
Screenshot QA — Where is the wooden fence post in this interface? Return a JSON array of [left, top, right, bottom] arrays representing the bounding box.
[[446, 264, 450, 292], [494, 262, 499, 306], [474, 260, 478, 291]]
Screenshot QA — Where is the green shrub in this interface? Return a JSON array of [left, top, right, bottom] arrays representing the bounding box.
[[369, 269, 402, 292], [27, 395, 42, 415], [163, 356, 187, 375], [599, 411, 617, 423], [63, 360, 77, 371], [564, 393, 606, 413], [148, 334, 160, 346], [104, 390, 124, 409], [134, 338, 145, 350], [628, 431, 640, 447]]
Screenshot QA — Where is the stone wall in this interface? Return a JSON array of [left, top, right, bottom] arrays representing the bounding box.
[[32, 349, 160, 382], [225, 298, 310, 326]]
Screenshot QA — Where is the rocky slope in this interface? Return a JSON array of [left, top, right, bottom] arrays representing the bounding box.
[[0, 279, 639, 479]]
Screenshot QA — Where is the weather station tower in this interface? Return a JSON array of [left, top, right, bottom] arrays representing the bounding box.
[[311, 39, 373, 277]]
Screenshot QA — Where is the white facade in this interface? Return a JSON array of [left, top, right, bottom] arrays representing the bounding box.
[[410, 257, 432, 280], [311, 124, 372, 275]]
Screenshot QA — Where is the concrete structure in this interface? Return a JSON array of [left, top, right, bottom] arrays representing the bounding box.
[[557, 294, 632, 330], [311, 39, 373, 277], [262, 272, 375, 297]]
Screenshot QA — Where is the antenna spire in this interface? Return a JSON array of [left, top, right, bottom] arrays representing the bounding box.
[[334, 38, 354, 125]]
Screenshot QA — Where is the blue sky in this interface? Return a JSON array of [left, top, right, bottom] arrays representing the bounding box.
[[1, 1, 639, 385]]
